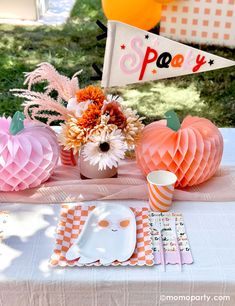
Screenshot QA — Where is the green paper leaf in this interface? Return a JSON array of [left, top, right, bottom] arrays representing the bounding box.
[[9, 112, 25, 135], [165, 110, 181, 132]]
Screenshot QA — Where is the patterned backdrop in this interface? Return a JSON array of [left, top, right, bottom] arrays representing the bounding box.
[[160, 0, 235, 47]]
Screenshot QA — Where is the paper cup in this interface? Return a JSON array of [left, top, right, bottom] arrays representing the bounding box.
[[147, 170, 177, 212]]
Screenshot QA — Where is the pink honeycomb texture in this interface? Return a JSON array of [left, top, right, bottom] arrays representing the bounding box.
[[0, 118, 59, 192]]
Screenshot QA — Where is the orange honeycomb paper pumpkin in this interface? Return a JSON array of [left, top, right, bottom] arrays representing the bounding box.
[[136, 111, 223, 188]]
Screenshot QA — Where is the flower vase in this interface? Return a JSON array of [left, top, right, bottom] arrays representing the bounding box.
[[79, 153, 118, 179]]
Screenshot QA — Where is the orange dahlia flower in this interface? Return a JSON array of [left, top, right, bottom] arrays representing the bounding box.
[[76, 85, 106, 107], [77, 103, 101, 129]]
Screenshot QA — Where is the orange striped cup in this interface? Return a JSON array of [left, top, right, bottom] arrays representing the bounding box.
[[60, 146, 78, 166], [147, 170, 177, 212]]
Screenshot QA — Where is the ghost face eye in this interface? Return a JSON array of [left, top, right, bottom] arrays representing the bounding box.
[[119, 219, 130, 228], [98, 219, 110, 228]]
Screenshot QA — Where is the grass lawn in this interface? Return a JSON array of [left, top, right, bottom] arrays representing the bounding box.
[[0, 0, 234, 126]]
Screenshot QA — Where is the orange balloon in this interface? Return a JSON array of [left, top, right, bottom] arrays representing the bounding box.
[[155, 0, 175, 3], [102, 0, 162, 31]]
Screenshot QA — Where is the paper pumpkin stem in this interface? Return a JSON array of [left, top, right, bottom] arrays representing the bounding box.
[[165, 110, 181, 132], [9, 111, 25, 135]]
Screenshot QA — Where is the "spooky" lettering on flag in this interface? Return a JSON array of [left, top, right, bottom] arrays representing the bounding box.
[[101, 21, 235, 87]]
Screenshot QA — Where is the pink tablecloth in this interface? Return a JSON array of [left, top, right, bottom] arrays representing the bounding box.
[[0, 159, 234, 204]]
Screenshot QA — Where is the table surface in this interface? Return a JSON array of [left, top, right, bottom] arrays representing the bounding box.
[[0, 128, 235, 306]]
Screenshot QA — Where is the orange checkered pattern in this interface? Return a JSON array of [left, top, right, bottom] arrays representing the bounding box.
[[160, 0, 235, 47], [50, 205, 154, 267]]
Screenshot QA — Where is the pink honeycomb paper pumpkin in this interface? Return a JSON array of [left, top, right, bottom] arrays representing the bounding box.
[[0, 113, 59, 192], [136, 111, 223, 188]]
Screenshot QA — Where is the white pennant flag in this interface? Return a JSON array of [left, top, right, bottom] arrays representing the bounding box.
[[102, 21, 235, 88]]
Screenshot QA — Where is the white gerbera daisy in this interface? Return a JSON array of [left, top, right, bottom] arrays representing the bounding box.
[[82, 129, 126, 170]]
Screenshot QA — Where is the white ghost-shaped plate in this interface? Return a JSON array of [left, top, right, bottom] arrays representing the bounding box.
[[66, 204, 136, 265]]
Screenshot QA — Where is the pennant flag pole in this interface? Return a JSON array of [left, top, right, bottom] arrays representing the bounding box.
[[101, 21, 235, 88]]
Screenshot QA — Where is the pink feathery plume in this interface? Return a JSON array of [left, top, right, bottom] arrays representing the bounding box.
[[24, 62, 81, 102], [11, 89, 72, 125]]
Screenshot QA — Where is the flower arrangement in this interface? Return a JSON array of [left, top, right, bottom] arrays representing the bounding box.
[[59, 89, 144, 170], [12, 62, 144, 171]]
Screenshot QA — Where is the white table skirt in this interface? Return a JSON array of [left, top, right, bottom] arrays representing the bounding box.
[[0, 128, 235, 306]]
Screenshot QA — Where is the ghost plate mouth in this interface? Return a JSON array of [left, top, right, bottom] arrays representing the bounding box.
[[111, 229, 118, 232]]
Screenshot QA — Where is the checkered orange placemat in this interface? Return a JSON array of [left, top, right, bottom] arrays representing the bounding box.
[[50, 204, 154, 266]]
